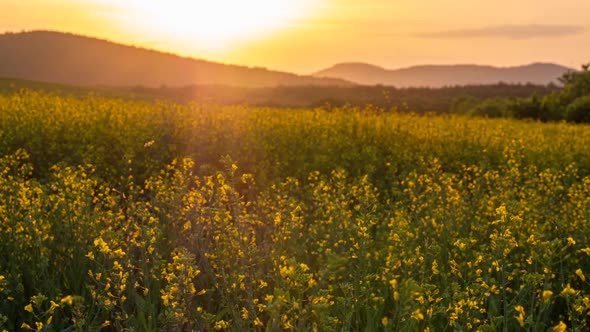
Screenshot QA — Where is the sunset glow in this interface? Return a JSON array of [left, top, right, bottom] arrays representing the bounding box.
[[0, 0, 589, 73], [98, 0, 315, 50]]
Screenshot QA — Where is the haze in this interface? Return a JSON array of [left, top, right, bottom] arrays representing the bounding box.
[[1, 0, 588, 73]]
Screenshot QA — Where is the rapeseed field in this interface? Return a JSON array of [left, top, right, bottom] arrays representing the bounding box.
[[1, 91, 590, 331]]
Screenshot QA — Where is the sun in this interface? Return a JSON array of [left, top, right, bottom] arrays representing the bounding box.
[[102, 0, 315, 50]]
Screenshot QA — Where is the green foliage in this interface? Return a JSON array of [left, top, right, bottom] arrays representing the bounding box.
[[468, 98, 512, 118], [566, 95, 590, 123], [510, 94, 542, 119], [450, 95, 480, 115], [1, 91, 590, 330], [465, 64, 590, 123], [520, 64, 590, 122], [559, 64, 590, 102]]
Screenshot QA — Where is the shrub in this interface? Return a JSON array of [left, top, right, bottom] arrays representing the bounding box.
[[566, 95, 590, 123]]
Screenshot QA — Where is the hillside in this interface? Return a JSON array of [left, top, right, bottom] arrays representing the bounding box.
[[1, 76, 559, 113], [314, 62, 574, 87], [0, 31, 352, 88]]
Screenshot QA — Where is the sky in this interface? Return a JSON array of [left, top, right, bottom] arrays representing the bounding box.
[[1, 0, 589, 74]]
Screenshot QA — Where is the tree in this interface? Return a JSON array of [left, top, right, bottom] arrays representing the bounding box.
[[558, 64, 590, 103], [565, 95, 590, 123]]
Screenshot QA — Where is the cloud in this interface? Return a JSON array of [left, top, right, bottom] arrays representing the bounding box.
[[417, 24, 586, 39]]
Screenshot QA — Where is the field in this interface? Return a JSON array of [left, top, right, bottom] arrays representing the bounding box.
[[1, 90, 590, 331]]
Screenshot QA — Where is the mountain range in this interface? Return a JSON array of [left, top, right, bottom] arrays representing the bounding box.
[[313, 62, 573, 87], [0, 30, 576, 88], [0, 31, 350, 88]]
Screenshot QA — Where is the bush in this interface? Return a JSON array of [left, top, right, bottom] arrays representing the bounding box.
[[469, 98, 511, 118], [566, 95, 590, 123]]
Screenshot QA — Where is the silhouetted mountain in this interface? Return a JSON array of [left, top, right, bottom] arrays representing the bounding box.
[[313, 62, 574, 87], [0, 31, 352, 88]]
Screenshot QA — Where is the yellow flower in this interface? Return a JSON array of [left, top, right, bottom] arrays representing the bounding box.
[[514, 305, 525, 327], [381, 316, 389, 326], [48, 300, 59, 314], [553, 321, 567, 332], [254, 317, 263, 326], [567, 237, 576, 246], [24, 303, 33, 313], [576, 269, 586, 281], [241, 307, 249, 320], [20, 323, 33, 330], [60, 295, 74, 306], [543, 290, 553, 303], [432, 260, 440, 275], [411, 309, 424, 321], [561, 283, 578, 297], [281, 314, 292, 329], [214, 320, 229, 330], [35, 322, 43, 330]]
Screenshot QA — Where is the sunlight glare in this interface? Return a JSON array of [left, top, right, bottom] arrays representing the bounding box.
[[104, 0, 315, 50]]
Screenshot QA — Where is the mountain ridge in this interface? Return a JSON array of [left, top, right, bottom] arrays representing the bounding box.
[[0, 30, 352, 88], [313, 62, 575, 87]]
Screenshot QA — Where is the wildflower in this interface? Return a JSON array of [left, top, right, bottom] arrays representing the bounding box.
[[161, 292, 173, 306], [24, 304, 33, 313], [561, 283, 578, 297], [214, 320, 229, 330], [514, 305, 525, 327], [112, 248, 126, 258], [432, 260, 440, 275], [576, 269, 586, 281], [411, 309, 424, 321], [553, 321, 567, 332], [567, 237, 576, 246], [543, 290, 553, 303], [35, 322, 43, 330], [254, 317, 263, 326], [281, 315, 293, 329], [20, 323, 33, 330], [382, 316, 389, 326], [60, 295, 73, 306], [241, 307, 249, 320], [48, 300, 59, 314]]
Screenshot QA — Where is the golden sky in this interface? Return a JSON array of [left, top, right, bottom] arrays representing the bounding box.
[[1, 0, 589, 73]]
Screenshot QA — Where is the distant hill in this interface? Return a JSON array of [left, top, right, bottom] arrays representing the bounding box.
[[1, 76, 558, 113], [313, 62, 575, 87], [0, 31, 352, 88]]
